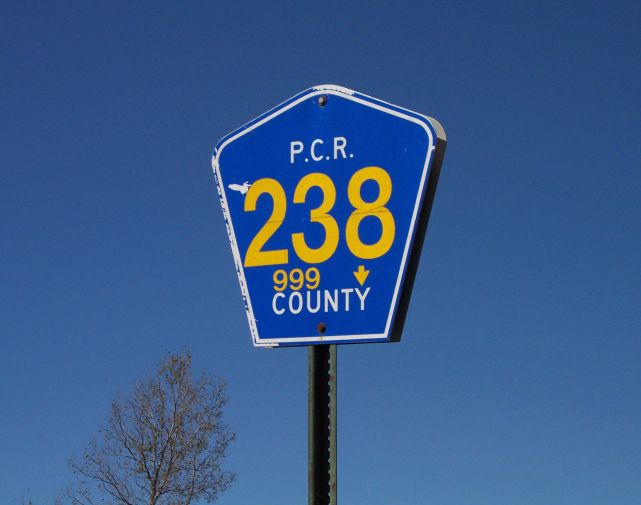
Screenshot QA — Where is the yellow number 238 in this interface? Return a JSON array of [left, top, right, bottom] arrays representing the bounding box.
[[242, 167, 395, 267]]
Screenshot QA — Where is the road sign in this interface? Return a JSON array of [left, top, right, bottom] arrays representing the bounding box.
[[212, 85, 446, 347]]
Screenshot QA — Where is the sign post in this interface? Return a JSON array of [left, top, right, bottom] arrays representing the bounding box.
[[308, 344, 337, 505], [212, 85, 446, 504]]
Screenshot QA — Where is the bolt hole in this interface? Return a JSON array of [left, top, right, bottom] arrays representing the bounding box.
[[317, 322, 327, 334], [318, 95, 328, 107]]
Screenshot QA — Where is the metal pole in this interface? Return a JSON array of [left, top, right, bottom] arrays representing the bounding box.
[[329, 344, 337, 503], [308, 344, 337, 505]]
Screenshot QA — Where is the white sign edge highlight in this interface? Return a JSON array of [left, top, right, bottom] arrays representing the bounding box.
[[212, 86, 436, 347]]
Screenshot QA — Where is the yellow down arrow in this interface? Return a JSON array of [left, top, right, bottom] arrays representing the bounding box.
[[353, 265, 370, 286]]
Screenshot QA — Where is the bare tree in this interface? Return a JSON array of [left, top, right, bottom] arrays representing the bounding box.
[[65, 351, 235, 505]]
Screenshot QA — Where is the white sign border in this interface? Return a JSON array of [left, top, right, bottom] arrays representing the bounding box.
[[212, 85, 437, 347]]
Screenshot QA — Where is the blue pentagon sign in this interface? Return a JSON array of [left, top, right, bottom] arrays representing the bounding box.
[[212, 85, 446, 347]]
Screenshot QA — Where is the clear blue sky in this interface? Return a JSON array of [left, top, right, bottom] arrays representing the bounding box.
[[2, 1, 640, 504]]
